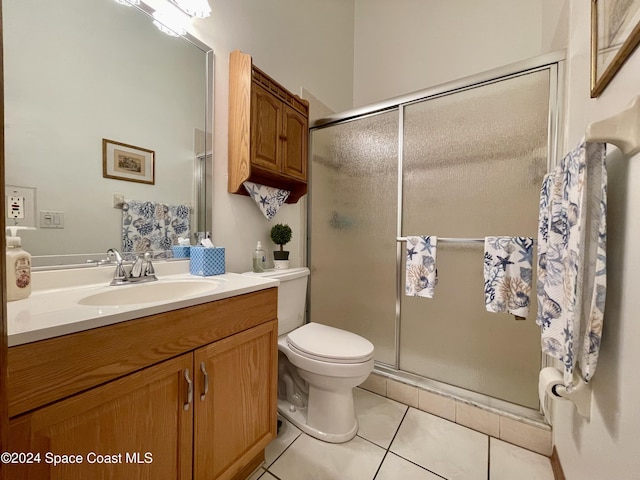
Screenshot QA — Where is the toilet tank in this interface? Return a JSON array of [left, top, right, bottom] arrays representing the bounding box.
[[243, 267, 309, 335]]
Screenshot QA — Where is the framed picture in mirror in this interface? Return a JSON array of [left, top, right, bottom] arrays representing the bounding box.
[[591, 0, 640, 97], [102, 138, 155, 185]]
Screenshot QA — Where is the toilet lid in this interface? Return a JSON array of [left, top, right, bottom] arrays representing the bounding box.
[[286, 323, 374, 364]]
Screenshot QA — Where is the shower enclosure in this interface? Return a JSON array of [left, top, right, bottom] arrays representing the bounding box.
[[308, 53, 563, 411]]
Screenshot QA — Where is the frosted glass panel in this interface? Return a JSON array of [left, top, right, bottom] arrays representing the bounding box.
[[309, 111, 398, 365], [400, 70, 550, 408]]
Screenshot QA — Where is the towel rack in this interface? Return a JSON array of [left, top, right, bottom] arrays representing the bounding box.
[[585, 94, 640, 157], [396, 236, 537, 245], [396, 237, 485, 244]]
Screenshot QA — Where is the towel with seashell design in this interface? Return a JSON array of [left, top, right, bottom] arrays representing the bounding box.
[[405, 235, 438, 298], [122, 199, 191, 257], [536, 139, 607, 389], [483, 236, 534, 319], [243, 181, 290, 220]]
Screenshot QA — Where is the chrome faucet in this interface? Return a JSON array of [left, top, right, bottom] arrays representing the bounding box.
[[106, 249, 157, 286]]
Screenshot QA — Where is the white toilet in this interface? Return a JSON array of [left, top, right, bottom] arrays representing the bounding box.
[[244, 267, 374, 443]]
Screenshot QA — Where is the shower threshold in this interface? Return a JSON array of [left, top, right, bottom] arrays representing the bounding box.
[[373, 363, 548, 429]]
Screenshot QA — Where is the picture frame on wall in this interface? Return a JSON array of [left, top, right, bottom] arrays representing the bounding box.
[[102, 138, 155, 185], [591, 0, 640, 97]]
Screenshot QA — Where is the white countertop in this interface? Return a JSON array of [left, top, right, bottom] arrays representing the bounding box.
[[7, 261, 278, 347]]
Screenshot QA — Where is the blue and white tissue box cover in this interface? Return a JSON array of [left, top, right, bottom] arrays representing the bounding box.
[[190, 247, 225, 276], [172, 246, 191, 258]]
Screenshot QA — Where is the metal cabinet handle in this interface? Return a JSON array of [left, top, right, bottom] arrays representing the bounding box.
[[184, 369, 193, 411], [200, 362, 209, 401]]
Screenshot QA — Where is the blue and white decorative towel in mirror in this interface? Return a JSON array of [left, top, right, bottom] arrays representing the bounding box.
[[122, 200, 191, 256]]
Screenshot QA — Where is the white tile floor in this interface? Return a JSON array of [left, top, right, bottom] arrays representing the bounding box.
[[249, 388, 555, 480]]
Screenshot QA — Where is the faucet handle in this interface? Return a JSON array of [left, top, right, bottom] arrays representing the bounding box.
[[143, 252, 155, 276], [131, 255, 144, 278], [107, 248, 128, 282]]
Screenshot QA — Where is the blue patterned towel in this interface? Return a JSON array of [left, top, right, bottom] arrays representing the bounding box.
[[536, 139, 607, 389], [483, 237, 534, 318], [405, 236, 438, 298], [122, 200, 191, 255], [243, 182, 290, 220]]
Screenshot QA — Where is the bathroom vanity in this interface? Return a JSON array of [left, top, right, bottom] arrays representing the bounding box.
[[5, 267, 278, 480]]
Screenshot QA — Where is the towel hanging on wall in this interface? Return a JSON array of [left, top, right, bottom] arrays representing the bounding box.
[[483, 236, 534, 319], [536, 138, 607, 390], [122, 200, 191, 255], [243, 181, 290, 220], [405, 235, 438, 298]]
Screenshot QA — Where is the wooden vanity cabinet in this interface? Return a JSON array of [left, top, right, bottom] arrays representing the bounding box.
[[8, 354, 194, 480], [7, 289, 278, 480], [194, 321, 277, 480], [228, 49, 309, 203]]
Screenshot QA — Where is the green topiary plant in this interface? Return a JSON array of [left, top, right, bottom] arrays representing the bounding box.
[[270, 224, 292, 260]]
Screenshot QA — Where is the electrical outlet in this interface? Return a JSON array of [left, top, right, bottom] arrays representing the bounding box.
[[5, 185, 37, 227], [8, 196, 24, 219]]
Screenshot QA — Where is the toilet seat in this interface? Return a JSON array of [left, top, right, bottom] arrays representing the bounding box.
[[286, 322, 374, 364]]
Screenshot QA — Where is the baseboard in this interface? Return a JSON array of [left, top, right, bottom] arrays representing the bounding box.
[[550, 446, 566, 480], [232, 451, 264, 480]]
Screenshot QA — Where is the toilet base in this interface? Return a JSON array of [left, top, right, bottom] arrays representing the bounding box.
[[277, 398, 358, 444]]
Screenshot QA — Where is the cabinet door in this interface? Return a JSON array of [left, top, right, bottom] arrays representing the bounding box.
[[194, 320, 278, 480], [282, 104, 308, 181], [7, 354, 194, 480], [251, 83, 282, 173]]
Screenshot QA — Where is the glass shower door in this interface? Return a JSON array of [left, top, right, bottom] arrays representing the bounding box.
[[400, 70, 551, 408], [309, 110, 399, 365]]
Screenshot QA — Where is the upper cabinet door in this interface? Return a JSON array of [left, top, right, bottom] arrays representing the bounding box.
[[282, 104, 308, 181], [251, 83, 282, 173], [193, 320, 278, 480]]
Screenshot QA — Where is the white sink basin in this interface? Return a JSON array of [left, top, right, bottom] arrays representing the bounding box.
[[78, 280, 220, 306]]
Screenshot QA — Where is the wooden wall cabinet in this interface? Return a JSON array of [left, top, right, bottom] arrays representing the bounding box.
[[228, 50, 309, 203], [7, 290, 278, 480]]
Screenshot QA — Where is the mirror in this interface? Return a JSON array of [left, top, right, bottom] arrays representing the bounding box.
[[3, 0, 213, 267]]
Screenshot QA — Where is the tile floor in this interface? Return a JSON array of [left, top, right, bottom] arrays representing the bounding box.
[[248, 388, 555, 480]]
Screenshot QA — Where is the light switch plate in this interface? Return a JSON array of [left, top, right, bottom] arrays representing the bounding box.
[[39, 210, 64, 229]]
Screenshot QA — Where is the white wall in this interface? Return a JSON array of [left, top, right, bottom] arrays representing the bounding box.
[[551, 1, 640, 479], [187, 1, 639, 476], [353, 0, 568, 106], [188, 0, 355, 273]]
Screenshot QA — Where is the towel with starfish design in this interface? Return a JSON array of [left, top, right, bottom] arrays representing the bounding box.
[[405, 236, 438, 298], [243, 181, 290, 219], [483, 236, 534, 318]]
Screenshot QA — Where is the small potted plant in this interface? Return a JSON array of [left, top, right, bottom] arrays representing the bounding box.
[[270, 223, 292, 269]]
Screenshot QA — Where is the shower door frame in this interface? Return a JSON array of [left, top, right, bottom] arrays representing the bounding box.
[[308, 51, 565, 419]]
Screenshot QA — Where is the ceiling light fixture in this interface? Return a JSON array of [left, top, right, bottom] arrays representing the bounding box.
[[113, 0, 141, 6], [171, 0, 211, 18], [152, 3, 189, 37]]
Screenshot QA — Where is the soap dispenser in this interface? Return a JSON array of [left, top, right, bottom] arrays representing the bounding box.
[[6, 226, 33, 301], [252, 241, 266, 273]]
